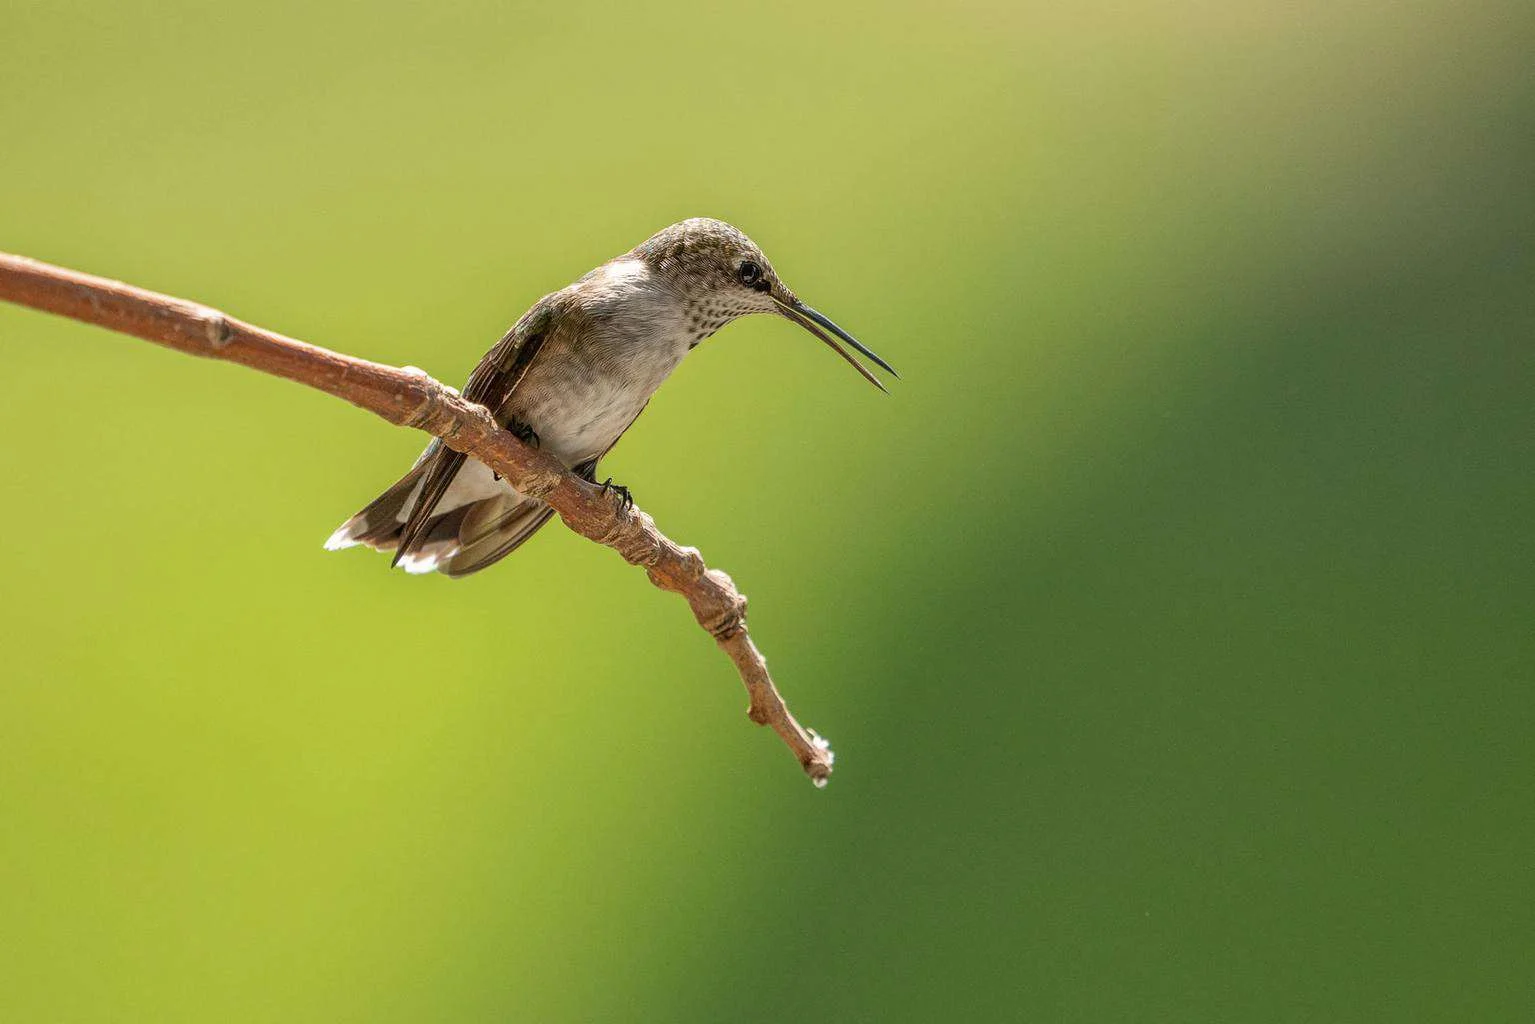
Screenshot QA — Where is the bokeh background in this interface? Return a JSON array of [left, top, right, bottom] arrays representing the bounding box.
[[3, 1, 1531, 1019]]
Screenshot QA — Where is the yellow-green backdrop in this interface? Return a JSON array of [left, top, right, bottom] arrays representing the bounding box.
[[3, 1, 1531, 1019]]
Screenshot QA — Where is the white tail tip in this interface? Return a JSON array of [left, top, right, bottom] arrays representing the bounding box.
[[324, 521, 362, 551], [396, 550, 443, 574]]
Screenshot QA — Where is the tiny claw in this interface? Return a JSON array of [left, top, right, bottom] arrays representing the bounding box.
[[600, 477, 634, 513]]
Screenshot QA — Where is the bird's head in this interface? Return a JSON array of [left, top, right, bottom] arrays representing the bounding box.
[[632, 217, 896, 391]]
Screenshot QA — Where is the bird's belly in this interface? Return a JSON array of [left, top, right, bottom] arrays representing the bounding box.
[[529, 390, 644, 463], [512, 359, 678, 467]]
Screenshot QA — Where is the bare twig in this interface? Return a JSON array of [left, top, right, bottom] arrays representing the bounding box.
[[0, 250, 834, 785]]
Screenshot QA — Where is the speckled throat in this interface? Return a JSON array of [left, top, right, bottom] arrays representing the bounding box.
[[684, 293, 759, 348]]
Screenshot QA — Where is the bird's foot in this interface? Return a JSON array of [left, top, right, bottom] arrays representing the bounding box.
[[505, 417, 540, 448], [599, 477, 634, 514]]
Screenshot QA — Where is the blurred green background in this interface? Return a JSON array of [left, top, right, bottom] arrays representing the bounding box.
[[2, 0, 1531, 1019]]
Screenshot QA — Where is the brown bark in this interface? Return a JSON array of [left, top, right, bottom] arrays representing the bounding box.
[[0, 250, 834, 785]]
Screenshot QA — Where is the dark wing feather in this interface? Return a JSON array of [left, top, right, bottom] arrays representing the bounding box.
[[388, 445, 467, 567], [390, 301, 555, 565]]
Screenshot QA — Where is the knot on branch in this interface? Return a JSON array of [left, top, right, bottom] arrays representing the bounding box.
[[164, 300, 233, 351], [197, 308, 233, 348], [700, 569, 748, 640], [513, 464, 565, 501], [399, 366, 455, 433], [675, 545, 707, 581], [594, 512, 635, 549], [610, 510, 663, 566]]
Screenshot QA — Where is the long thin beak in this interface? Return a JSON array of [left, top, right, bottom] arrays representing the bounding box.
[[773, 296, 897, 393]]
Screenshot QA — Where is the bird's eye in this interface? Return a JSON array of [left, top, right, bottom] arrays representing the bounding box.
[[737, 261, 762, 287]]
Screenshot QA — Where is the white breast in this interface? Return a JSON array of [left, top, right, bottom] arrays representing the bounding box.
[[525, 259, 694, 465]]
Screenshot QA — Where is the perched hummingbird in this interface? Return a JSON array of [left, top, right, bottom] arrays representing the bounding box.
[[325, 218, 895, 576]]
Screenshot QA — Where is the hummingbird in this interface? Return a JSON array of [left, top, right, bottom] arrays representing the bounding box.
[[324, 217, 896, 577]]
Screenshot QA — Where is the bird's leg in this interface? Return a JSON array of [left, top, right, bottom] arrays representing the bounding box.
[[493, 417, 541, 480], [574, 459, 634, 513]]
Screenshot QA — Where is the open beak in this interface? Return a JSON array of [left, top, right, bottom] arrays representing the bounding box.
[[773, 296, 897, 393]]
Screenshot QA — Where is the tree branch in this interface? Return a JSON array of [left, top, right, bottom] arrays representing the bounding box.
[[0, 250, 834, 786]]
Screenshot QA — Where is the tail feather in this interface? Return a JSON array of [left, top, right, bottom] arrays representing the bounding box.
[[440, 496, 556, 577], [325, 445, 554, 576], [391, 444, 468, 568], [324, 462, 428, 552]]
